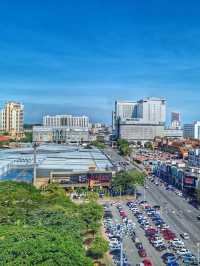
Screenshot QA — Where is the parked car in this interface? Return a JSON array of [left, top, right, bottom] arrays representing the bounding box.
[[180, 232, 190, 240], [138, 248, 147, 258], [142, 259, 153, 266]]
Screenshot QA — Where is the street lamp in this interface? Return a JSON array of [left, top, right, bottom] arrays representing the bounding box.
[[32, 142, 38, 186], [197, 242, 200, 266], [120, 239, 123, 266], [143, 177, 146, 201]]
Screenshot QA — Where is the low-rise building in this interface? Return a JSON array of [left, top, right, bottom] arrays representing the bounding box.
[[33, 126, 89, 143], [164, 128, 183, 139]]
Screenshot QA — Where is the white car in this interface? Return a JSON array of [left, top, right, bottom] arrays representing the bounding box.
[[109, 238, 119, 246], [177, 248, 191, 256], [180, 232, 190, 240]]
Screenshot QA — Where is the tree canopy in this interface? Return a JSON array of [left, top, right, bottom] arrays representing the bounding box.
[[0, 181, 105, 265], [112, 170, 145, 194], [117, 139, 132, 156]]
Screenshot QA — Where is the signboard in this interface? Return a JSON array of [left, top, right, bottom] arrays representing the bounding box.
[[184, 176, 195, 187]]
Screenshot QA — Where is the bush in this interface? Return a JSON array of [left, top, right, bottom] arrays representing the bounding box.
[[0, 181, 106, 265], [87, 236, 109, 259]]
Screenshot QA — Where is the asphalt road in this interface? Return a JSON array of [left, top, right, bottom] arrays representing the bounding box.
[[103, 147, 135, 171], [138, 180, 200, 257]]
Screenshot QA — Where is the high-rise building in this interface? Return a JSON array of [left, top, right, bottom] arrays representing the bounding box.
[[113, 97, 166, 142], [0, 102, 24, 137], [137, 97, 166, 124], [43, 115, 89, 128], [115, 101, 138, 121], [171, 112, 181, 129], [183, 121, 200, 140]]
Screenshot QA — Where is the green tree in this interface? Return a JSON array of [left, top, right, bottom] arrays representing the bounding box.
[[21, 132, 33, 143], [0, 181, 106, 265], [91, 141, 106, 149], [112, 170, 145, 194], [144, 141, 153, 150], [87, 236, 109, 259], [117, 138, 132, 156]]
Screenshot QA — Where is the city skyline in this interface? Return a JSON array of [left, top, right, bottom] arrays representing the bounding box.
[[1, 0, 200, 123]]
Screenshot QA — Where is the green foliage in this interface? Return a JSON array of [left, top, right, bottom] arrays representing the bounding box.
[[0, 141, 10, 147], [0, 226, 92, 266], [0, 131, 9, 136], [117, 138, 132, 156], [112, 170, 145, 193], [21, 132, 33, 143], [87, 236, 109, 259], [0, 181, 105, 265], [144, 141, 153, 150], [80, 202, 103, 233], [91, 141, 106, 149], [85, 191, 99, 202]]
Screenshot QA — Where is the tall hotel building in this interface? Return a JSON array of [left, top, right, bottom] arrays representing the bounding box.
[[113, 97, 166, 142], [0, 102, 24, 138]]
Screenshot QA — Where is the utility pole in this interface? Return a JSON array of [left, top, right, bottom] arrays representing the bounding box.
[[120, 239, 123, 266], [197, 242, 200, 266], [181, 175, 184, 191], [144, 177, 146, 201], [33, 142, 37, 186]]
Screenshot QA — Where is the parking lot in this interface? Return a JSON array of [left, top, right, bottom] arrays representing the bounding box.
[[103, 197, 199, 266]]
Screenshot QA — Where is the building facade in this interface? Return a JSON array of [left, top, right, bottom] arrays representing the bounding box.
[[183, 121, 200, 140], [115, 101, 138, 121], [113, 97, 166, 141], [137, 97, 166, 124], [43, 115, 89, 128], [153, 161, 200, 195], [33, 126, 89, 143], [188, 149, 200, 168], [164, 128, 183, 139], [171, 112, 181, 129], [0, 102, 24, 138], [119, 121, 165, 142]]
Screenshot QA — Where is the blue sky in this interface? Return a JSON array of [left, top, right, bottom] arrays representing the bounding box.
[[0, 0, 200, 124]]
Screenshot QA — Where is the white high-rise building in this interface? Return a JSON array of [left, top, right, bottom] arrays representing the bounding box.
[[113, 97, 166, 141], [137, 97, 166, 124], [115, 101, 138, 121], [184, 121, 200, 140], [43, 115, 89, 128], [0, 102, 24, 137]]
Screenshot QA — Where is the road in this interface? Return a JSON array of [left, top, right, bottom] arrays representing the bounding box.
[[138, 180, 200, 257], [103, 147, 135, 171]]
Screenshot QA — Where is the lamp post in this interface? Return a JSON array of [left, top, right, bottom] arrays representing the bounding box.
[[120, 239, 123, 266], [143, 177, 146, 201], [32, 142, 38, 186]]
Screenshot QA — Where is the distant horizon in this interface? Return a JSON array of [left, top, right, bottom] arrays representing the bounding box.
[[1, 1, 200, 124]]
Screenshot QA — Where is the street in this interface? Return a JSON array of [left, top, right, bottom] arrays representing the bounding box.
[[138, 179, 200, 257]]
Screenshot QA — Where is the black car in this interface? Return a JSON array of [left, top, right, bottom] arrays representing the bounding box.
[[135, 242, 143, 250], [153, 205, 161, 210], [156, 245, 167, 251], [197, 215, 200, 221]]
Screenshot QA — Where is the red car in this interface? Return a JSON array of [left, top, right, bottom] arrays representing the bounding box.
[[138, 248, 147, 257], [143, 259, 153, 266]]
